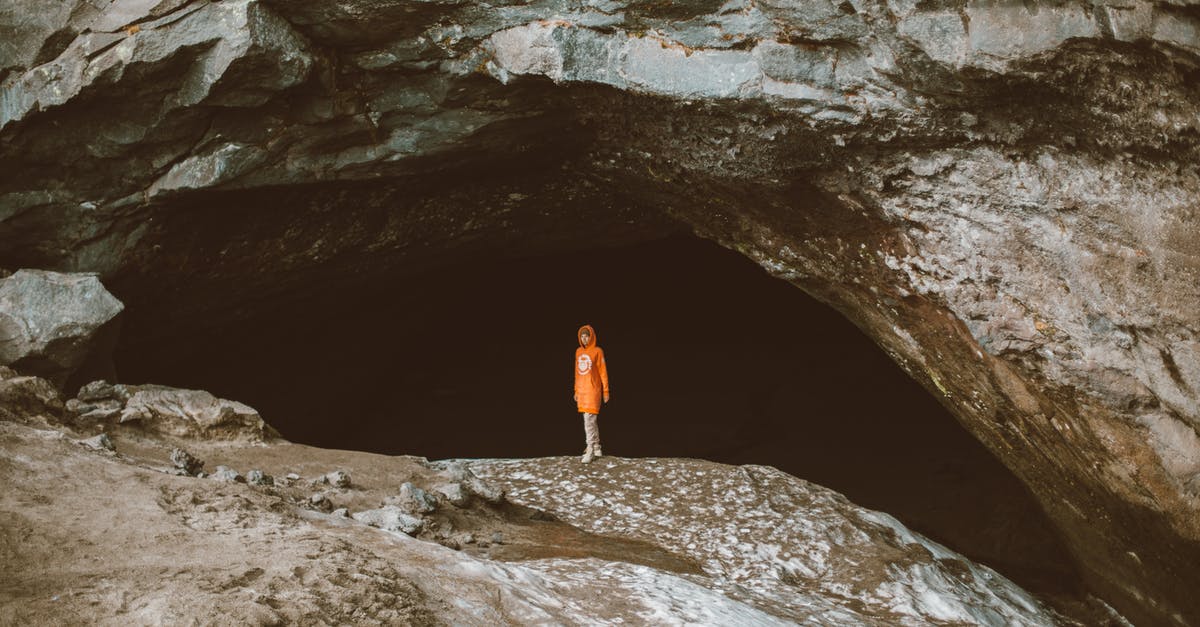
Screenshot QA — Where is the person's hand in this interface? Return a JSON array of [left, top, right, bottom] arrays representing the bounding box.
[[573, 394, 578, 402], [603, 393, 610, 404]]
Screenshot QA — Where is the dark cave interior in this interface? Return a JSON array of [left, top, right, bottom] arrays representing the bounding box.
[[113, 232, 1085, 602]]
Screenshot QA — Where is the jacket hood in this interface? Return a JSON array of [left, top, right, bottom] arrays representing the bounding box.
[[578, 324, 597, 348]]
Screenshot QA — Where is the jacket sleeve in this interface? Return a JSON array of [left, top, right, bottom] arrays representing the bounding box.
[[599, 350, 610, 395]]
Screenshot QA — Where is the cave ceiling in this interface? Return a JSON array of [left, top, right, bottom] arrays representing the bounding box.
[[2, 0, 1199, 623]]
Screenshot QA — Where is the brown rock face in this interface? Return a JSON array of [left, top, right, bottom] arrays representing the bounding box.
[[1, 0, 1198, 623]]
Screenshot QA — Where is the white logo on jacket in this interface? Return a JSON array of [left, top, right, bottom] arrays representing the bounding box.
[[577, 354, 592, 375]]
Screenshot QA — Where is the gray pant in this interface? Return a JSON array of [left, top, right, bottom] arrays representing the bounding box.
[[583, 412, 600, 450]]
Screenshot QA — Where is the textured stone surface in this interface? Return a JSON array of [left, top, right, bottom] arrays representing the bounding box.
[[352, 505, 426, 536], [1, 0, 1198, 623], [77, 432, 115, 452], [210, 465, 243, 482], [170, 446, 204, 475], [245, 469, 273, 486], [323, 470, 351, 489], [118, 385, 268, 440], [0, 365, 63, 424], [3, 410, 1099, 624], [384, 481, 439, 515], [468, 456, 1086, 625], [69, 377, 270, 441], [0, 270, 123, 388], [431, 459, 506, 505]]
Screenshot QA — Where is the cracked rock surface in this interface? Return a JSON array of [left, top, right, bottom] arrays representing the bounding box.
[[2, 0, 1199, 623], [0, 270, 123, 389], [66, 378, 272, 442], [0, 387, 1097, 626]]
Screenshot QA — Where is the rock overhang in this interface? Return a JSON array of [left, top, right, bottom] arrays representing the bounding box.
[[1, 0, 1199, 624]]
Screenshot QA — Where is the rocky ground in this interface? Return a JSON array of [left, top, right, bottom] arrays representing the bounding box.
[[0, 367, 1128, 625]]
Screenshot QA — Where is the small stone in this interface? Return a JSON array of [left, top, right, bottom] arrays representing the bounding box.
[[325, 470, 352, 488], [111, 384, 132, 402], [285, 473, 300, 481], [169, 448, 204, 475], [463, 475, 506, 504], [77, 380, 116, 402], [309, 492, 333, 512], [246, 470, 274, 486], [491, 531, 504, 545], [77, 400, 123, 421], [468, 478, 504, 505], [331, 507, 349, 518], [211, 466, 244, 483], [0, 373, 64, 421], [352, 506, 423, 535], [437, 462, 504, 505], [399, 482, 438, 514], [432, 482, 469, 507], [78, 433, 114, 452]]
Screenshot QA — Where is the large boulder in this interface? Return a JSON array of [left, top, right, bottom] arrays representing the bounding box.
[[69, 380, 273, 441], [0, 270, 123, 390]]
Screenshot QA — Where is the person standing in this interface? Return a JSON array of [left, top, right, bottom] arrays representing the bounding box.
[[574, 324, 610, 464]]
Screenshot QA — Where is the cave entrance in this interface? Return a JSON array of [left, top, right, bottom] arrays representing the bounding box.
[[114, 231, 1081, 603]]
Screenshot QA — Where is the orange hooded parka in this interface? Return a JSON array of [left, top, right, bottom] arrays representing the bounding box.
[[574, 324, 609, 414]]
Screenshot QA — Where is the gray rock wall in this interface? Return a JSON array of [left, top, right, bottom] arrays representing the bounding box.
[[1, 0, 1198, 623]]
